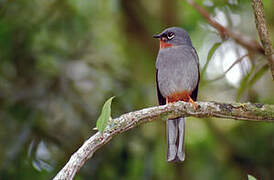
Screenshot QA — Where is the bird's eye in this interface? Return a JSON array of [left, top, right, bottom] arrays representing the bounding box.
[[167, 32, 174, 40]]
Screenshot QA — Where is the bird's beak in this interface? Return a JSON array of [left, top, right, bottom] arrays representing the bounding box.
[[153, 34, 161, 38]]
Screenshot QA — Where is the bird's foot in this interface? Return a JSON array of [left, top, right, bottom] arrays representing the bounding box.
[[187, 96, 198, 110]]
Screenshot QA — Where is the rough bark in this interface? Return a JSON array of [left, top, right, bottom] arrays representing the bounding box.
[[251, 0, 274, 79]]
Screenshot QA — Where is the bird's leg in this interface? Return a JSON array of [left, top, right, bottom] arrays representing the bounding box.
[[166, 97, 170, 104], [187, 94, 198, 109]]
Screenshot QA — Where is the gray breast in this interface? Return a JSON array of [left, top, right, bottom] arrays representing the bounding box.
[[156, 45, 199, 98]]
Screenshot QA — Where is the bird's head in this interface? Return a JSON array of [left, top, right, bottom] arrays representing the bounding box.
[[153, 27, 193, 48]]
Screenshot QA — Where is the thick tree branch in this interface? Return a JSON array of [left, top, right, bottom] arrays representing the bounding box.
[[53, 101, 274, 180], [251, 0, 274, 79]]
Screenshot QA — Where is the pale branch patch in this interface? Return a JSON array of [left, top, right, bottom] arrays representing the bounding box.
[[53, 101, 274, 180], [209, 54, 248, 82]]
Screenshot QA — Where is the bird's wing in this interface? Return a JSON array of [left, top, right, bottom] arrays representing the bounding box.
[[156, 69, 166, 105], [190, 48, 200, 101]]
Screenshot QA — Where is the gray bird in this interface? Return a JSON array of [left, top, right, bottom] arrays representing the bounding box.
[[153, 27, 200, 162]]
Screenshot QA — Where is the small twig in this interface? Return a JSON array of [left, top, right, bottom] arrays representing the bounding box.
[[209, 54, 248, 82], [186, 0, 265, 54], [54, 101, 274, 180], [251, 0, 274, 79]]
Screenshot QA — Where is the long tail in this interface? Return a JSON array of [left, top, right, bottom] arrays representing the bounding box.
[[166, 117, 185, 162]]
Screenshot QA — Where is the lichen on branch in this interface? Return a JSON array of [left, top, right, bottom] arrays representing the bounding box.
[[53, 101, 274, 180]]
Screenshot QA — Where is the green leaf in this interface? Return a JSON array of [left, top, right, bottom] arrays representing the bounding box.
[[248, 64, 268, 88], [201, 42, 222, 78], [236, 63, 268, 101], [96, 96, 115, 133], [236, 66, 255, 101], [248, 174, 256, 180]]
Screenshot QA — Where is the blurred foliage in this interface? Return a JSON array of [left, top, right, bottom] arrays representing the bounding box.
[[0, 0, 274, 179]]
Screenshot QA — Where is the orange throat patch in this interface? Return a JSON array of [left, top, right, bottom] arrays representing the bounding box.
[[160, 40, 173, 48]]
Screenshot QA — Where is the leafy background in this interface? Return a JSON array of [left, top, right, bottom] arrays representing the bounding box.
[[0, 0, 273, 179]]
